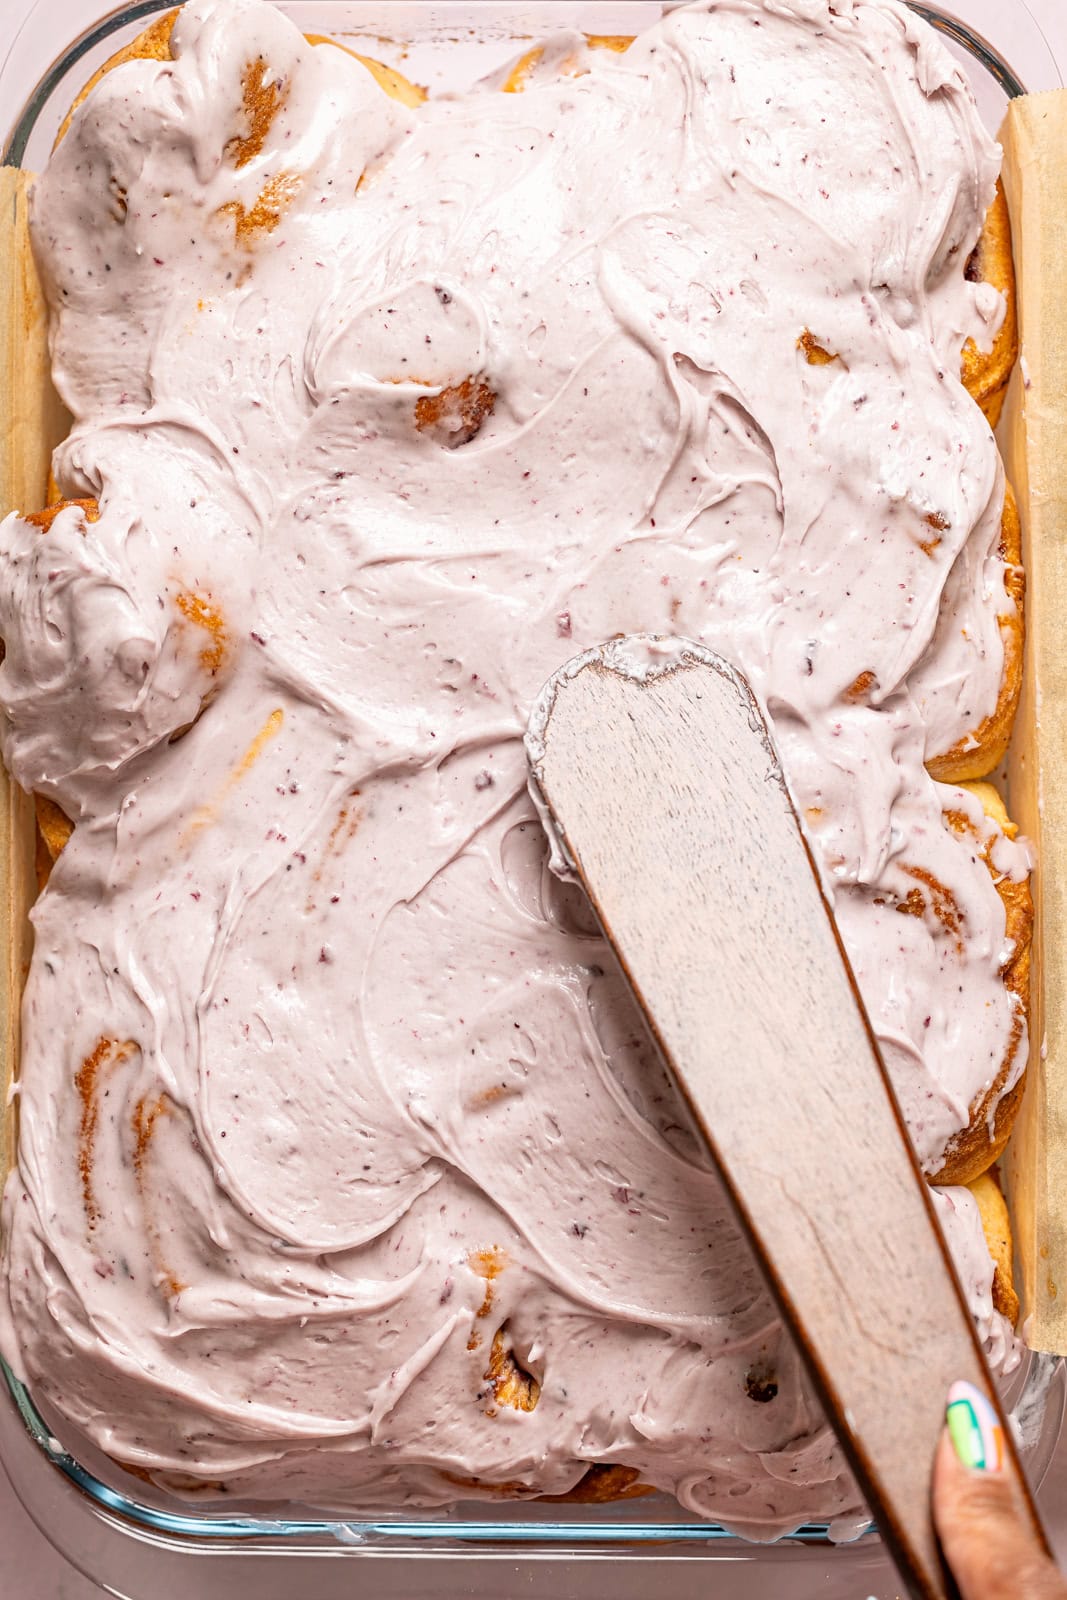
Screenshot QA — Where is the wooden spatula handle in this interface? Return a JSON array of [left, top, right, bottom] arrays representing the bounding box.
[[527, 636, 1048, 1600]]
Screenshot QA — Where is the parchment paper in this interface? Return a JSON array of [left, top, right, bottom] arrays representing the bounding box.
[[1001, 90, 1067, 1356], [0, 170, 55, 1181]]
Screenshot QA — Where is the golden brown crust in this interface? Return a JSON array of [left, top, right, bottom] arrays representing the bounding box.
[[960, 181, 1017, 422], [932, 781, 1031, 1186], [502, 32, 633, 93], [586, 36, 633, 54], [303, 36, 427, 106], [35, 795, 73, 866], [23, 496, 99, 532], [219, 174, 301, 247], [414, 376, 496, 447], [797, 328, 838, 366], [939, 1068, 1027, 1189], [483, 1326, 540, 1413], [966, 1170, 1020, 1327], [925, 482, 1024, 784], [443, 1460, 653, 1502], [541, 1463, 653, 1503], [227, 57, 290, 168]]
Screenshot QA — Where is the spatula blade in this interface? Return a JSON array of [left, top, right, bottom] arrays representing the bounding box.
[[525, 635, 1047, 1600]]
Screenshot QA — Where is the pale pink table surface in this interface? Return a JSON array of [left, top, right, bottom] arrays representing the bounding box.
[[1, 0, 1064, 1591]]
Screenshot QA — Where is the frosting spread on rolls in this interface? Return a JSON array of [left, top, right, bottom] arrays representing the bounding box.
[[0, 0, 1029, 1531], [930, 1187, 1021, 1378]]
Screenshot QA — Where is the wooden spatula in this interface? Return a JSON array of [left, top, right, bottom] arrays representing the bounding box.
[[525, 634, 1049, 1600]]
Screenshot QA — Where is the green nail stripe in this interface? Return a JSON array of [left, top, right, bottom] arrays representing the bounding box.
[[947, 1397, 987, 1470]]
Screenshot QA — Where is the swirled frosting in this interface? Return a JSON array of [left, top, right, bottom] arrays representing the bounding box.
[[0, 0, 1026, 1532]]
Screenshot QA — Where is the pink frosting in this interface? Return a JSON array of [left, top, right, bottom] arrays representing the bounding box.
[[0, 0, 1027, 1533]]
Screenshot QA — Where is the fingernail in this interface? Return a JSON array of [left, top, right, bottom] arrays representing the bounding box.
[[946, 1380, 1005, 1472]]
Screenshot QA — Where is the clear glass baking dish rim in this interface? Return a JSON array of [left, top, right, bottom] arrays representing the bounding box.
[[0, 0, 1062, 1560], [4, 1350, 1065, 1548], [3, 0, 1064, 165]]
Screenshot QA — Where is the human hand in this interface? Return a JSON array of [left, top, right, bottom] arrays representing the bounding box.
[[933, 1381, 1067, 1600]]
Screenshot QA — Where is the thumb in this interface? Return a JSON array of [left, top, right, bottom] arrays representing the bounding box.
[[932, 1383, 1065, 1600]]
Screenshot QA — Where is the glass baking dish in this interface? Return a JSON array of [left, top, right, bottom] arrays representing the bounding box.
[[0, 2, 1064, 1596]]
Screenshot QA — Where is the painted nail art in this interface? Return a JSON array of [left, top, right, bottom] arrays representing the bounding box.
[[946, 1380, 1005, 1472]]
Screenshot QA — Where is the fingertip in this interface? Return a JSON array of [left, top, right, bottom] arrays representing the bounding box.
[[945, 1380, 1006, 1473], [932, 1422, 971, 1532]]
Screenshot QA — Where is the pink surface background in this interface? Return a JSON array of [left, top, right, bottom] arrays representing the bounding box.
[[0, 0, 1063, 1591]]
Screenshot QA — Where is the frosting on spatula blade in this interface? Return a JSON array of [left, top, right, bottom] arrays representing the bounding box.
[[526, 634, 1047, 1600]]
